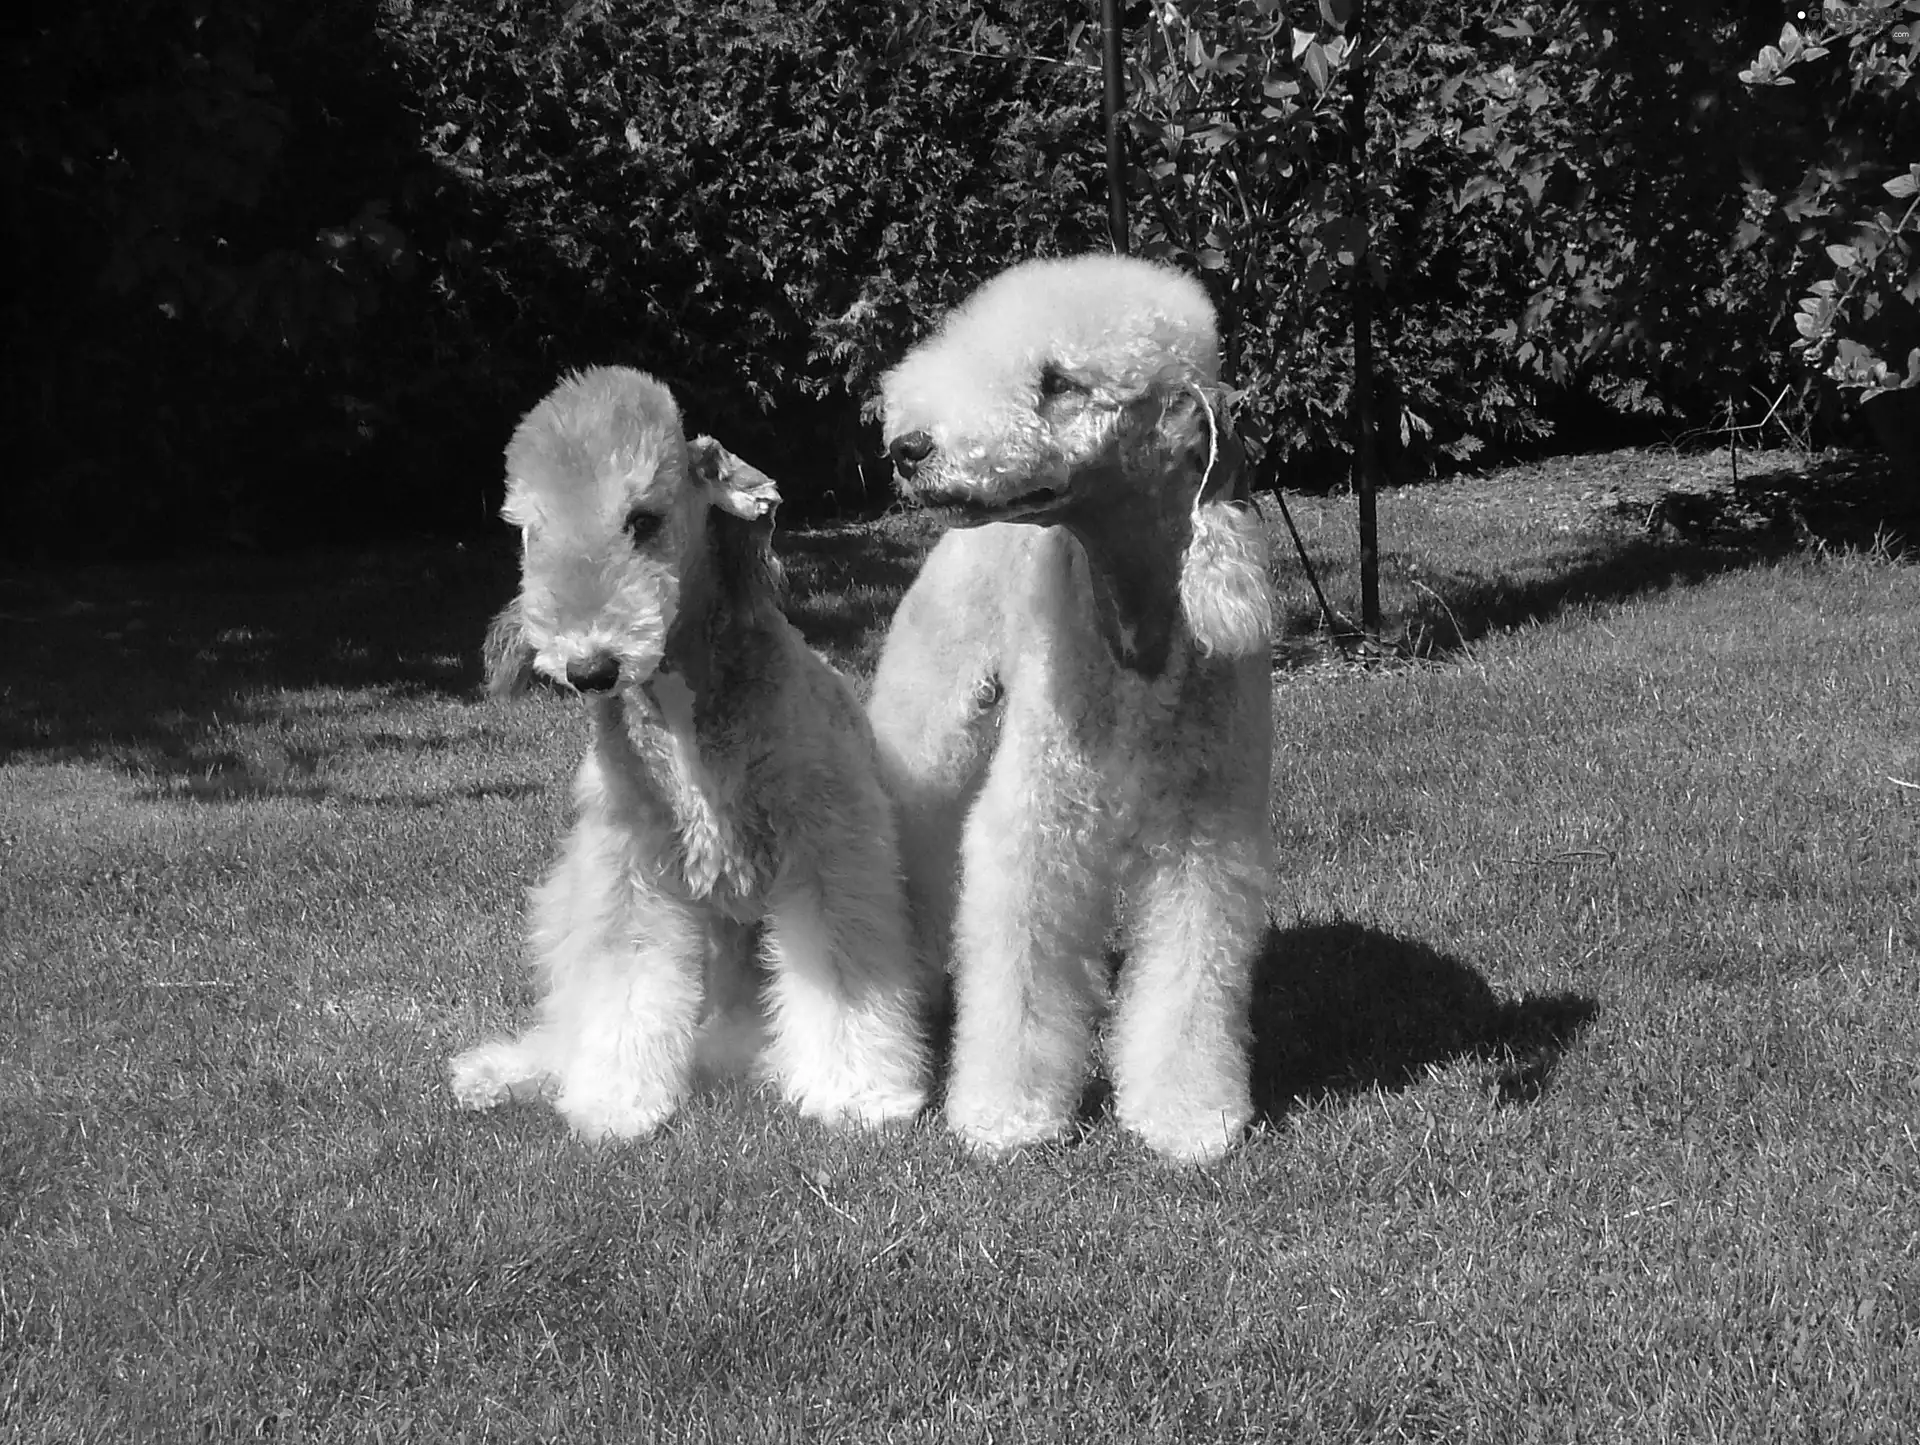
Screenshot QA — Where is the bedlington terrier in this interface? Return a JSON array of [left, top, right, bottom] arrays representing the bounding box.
[[869, 255, 1274, 1163], [449, 365, 933, 1141]]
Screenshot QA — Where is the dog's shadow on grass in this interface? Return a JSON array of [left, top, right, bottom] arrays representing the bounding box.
[[1049, 921, 1597, 1136], [1243, 919, 1596, 1118]]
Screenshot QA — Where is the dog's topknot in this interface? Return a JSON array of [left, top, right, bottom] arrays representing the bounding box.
[[503, 366, 686, 529], [883, 255, 1220, 421]]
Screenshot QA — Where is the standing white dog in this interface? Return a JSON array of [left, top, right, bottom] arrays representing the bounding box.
[[869, 256, 1274, 1163], [449, 366, 933, 1140]]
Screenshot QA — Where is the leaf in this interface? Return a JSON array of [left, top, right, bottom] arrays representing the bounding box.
[[1318, 0, 1355, 31], [1291, 27, 1315, 60], [1826, 243, 1860, 267], [1302, 40, 1331, 93], [1885, 170, 1920, 199]]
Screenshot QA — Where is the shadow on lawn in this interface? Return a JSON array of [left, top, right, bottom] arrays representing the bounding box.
[[0, 541, 522, 764], [1246, 919, 1597, 1115], [0, 518, 945, 769], [1269, 450, 1914, 662], [1272, 532, 1781, 665]]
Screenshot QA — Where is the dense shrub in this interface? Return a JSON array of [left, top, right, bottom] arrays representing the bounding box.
[[4, 0, 1907, 558], [392, 0, 1104, 507], [1114, 0, 1862, 485], [3, 0, 1103, 556], [3, 0, 427, 553]]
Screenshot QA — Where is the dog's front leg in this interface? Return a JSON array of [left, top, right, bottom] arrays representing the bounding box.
[[944, 721, 1117, 1154], [537, 744, 718, 1136]]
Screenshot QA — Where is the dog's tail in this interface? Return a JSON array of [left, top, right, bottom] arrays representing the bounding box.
[[481, 597, 539, 699]]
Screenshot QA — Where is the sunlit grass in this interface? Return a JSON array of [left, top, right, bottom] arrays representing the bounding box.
[[3, 450, 1917, 1441]]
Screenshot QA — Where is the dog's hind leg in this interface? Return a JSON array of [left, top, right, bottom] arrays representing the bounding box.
[[759, 846, 931, 1128]]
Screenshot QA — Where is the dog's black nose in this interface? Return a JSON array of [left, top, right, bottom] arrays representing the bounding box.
[[887, 430, 936, 478], [566, 654, 620, 693]]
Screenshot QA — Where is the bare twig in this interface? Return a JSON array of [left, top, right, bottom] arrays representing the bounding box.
[[803, 1174, 858, 1225], [1252, 490, 1355, 640], [1408, 577, 1475, 663], [1498, 849, 1619, 869]]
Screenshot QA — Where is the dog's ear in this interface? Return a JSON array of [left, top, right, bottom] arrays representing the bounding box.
[[687, 436, 786, 615], [481, 597, 538, 699], [1163, 386, 1270, 658], [688, 436, 781, 522], [1157, 384, 1248, 506]]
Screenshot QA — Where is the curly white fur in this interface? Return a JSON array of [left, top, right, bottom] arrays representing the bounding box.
[[449, 366, 933, 1141], [871, 256, 1274, 1163]]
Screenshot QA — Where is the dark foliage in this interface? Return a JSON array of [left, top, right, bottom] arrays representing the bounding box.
[[4, 0, 1101, 557], [4, 0, 1909, 559]]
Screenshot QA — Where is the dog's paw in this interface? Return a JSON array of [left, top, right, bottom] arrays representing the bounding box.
[[797, 1084, 928, 1131], [555, 1087, 681, 1143], [448, 1041, 552, 1111], [1115, 1095, 1252, 1165], [944, 1091, 1073, 1155]]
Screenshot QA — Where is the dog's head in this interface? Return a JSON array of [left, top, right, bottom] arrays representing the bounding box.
[[877, 256, 1268, 659], [483, 366, 780, 699], [876, 254, 1223, 516]]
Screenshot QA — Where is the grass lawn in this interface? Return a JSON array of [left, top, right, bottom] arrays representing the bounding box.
[[3, 447, 1917, 1442]]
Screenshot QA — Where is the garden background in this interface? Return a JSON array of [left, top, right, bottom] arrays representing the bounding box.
[[6, 0, 1916, 560]]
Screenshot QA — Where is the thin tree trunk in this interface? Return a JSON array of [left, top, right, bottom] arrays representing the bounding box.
[[1347, 5, 1381, 635], [1102, 0, 1130, 255]]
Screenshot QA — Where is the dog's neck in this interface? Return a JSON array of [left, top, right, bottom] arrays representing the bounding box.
[[656, 550, 780, 728], [1054, 461, 1194, 678]]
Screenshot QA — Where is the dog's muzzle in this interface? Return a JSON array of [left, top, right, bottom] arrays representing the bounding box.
[[566, 653, 621, 693], [886, 430, 936, 481]]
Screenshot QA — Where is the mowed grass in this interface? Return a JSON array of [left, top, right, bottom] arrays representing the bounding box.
[[3, 449, 1917, 1442]]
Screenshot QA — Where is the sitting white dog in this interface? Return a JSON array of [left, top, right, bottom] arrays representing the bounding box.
[[449, 366, 933, 1140], [869, 256, 1275, 1163]]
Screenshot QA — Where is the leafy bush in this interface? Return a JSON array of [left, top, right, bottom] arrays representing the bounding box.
[[9, 0, 1906, 559], [4, 0, 1105, 555], [1115, 0, 1900, 482], [1119, 0, 1564, 482], [3, 0, 427, 553], [386, 0, 1107, 508], [1740, 2, 1919, 404]]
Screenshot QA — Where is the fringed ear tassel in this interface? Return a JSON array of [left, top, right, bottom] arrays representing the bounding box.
[[1178, 386, 1272, 658], [481, 596, 539, 698], [1180, 499, 1273, 658]]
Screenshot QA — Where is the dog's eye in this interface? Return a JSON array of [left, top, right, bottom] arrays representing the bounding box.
[[624, 509, 664, 546], [1039, 364, 1084, 400]]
